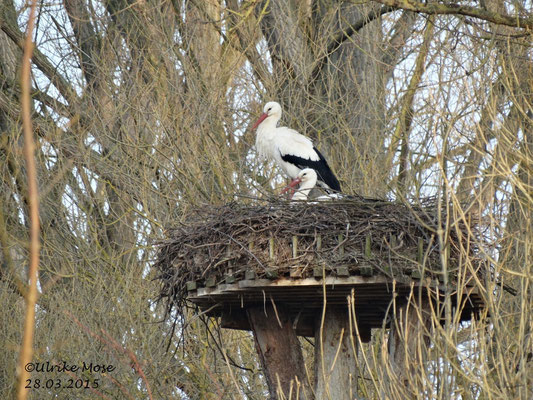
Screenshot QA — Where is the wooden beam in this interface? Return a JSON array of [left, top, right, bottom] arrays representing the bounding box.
[[315, 307, 358, 400], [247, 305, 312, 400]]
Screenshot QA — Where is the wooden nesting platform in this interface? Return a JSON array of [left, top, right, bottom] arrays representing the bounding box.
[[156, 200, 494, 399], [155, 199, 488, 339], [186, 272, 484, 339]]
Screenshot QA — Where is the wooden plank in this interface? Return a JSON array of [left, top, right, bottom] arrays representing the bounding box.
[[192, 290, 426, 306], [238, 276, 392, 289], [336, 266, 349, 277], [360, 265, 373, 277], [196, 287, 217, 297], [216, 283, 241, 291], [205, 276, 216, 287], [191, 279, 458, 301], [265, 268, 278, 279], [290, 266, 303, 278], [245, 270, 256, 280]]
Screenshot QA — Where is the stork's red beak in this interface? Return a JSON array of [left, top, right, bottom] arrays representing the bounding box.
[[280, 177, 302, 194], [290, 177, 303, 186], [252, 113, 268, 130]]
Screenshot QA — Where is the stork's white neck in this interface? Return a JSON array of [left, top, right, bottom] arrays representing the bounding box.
[[255, 115, 281, 159], [257, 114, 280, 131]]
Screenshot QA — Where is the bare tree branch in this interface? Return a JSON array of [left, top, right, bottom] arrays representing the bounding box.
[[0, 3, 78, 105], [392, 17, 434, 194], [310, 5, 394, 82], [16, 0, 40, 398], [64, 0, 101, 87], [367, 0, 533, 29]]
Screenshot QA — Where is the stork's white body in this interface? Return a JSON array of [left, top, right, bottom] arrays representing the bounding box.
[[256, 122, 318, 180], [253, 102, 341, 192]]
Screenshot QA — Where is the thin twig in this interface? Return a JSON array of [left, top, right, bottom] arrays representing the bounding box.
[[16, 0, 41, 399]]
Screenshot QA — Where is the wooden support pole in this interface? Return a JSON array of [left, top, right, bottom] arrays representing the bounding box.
[[269, 237, 275, 260], [247, 305, 312, 400], [338, 233, 344, 256], [315, 306, 358, 400], [417, 237, 424, 264], [388, 297, 432, 395], [226, 245, 232, 268], [365, 234, 372, 258]]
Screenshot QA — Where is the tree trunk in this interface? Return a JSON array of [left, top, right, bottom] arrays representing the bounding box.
[[247, 305, 312, 400]]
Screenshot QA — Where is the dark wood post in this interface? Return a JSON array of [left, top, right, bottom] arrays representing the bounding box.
[[247, 305, 312, 400], [315, 306, 358, 400]]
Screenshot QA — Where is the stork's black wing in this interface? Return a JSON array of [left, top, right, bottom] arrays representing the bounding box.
[[281, 147, 341, 192]]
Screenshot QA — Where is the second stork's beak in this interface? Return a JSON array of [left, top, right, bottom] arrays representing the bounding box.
[[252, 112, 268, 130], [280, 177, 302, 194]]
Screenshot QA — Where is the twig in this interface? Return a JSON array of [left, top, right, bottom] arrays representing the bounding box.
[[16, 1, 41, 399]]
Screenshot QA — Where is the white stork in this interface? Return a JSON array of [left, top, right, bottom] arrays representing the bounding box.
[[290, 168, 345, 202], [252, 101, 341, 192], [291, 168, 318, 201]]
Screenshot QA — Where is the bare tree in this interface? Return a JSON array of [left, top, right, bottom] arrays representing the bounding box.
[[0, 0, 531, 398]]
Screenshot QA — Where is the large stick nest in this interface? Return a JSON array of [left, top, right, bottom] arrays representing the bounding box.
[[154, 197, 485, 318]]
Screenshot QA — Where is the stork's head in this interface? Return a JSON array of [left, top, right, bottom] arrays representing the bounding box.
[[252, 101, 282, 130], [294, 168, 317, 187], [287, 168, 318, 201], [282, 168, 318, 195]]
